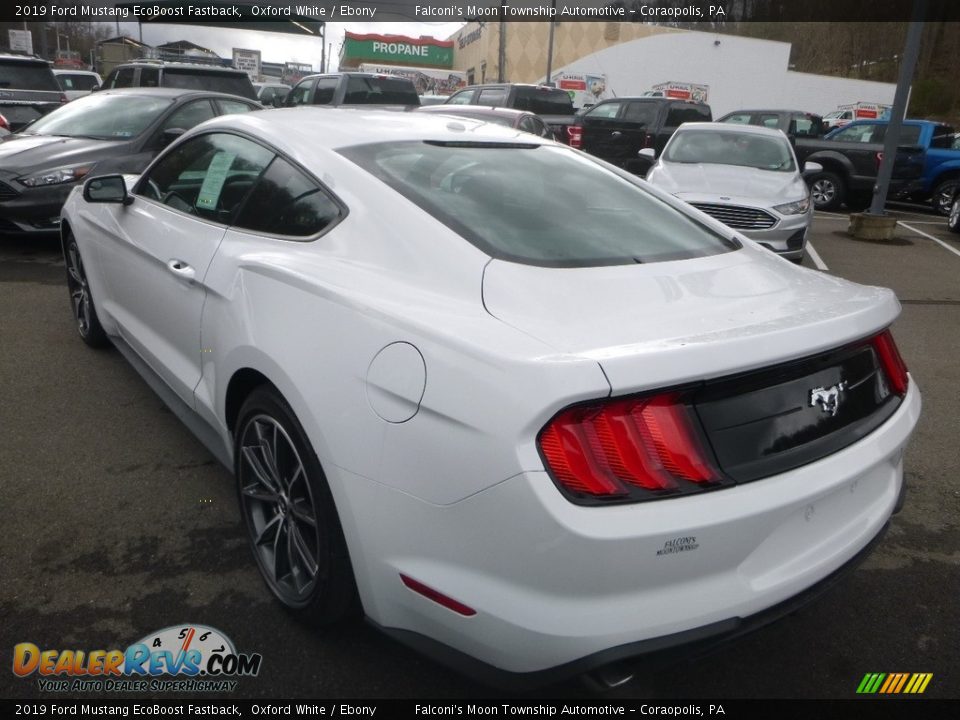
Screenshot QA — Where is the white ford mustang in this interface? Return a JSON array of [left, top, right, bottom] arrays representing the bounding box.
[[60, 108, 920, 687]]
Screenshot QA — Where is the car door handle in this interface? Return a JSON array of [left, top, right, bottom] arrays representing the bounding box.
[[166, 259, 195, 282], [610, 131, 622, 138]]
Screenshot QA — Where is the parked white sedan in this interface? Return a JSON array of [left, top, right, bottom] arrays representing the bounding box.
[[61, 108, 920, 686], [645, 122, 817, 262]]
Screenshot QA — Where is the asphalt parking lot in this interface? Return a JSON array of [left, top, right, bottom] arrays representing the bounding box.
[[1, 206, 958, 700]]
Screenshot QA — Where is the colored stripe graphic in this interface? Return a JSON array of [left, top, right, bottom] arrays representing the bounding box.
[[857, 672, 932, 694]]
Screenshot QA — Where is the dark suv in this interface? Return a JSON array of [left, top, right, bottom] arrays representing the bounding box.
[[284, 73, 420, 107], [0, 54, 65, 132], [101, 61, 258, 101], [571, 97, 712, 174], [444, 83, 576, 139]]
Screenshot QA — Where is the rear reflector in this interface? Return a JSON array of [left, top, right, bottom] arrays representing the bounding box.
[[400, 574, 476, 617], [538, 391, 729, 503], [871, 330, 909, 396]]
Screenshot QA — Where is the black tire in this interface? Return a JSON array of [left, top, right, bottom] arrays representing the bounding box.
[[948, 195, 960, 234], [64, 234, 109, 349], [808, 171, 846, 211], [235, 386, 357, 624], [932, 178, 959, 216]]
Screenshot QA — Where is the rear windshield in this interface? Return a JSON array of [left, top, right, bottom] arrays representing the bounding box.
[[343, 76, 420, 105], [341, 141, 736, 267], [0, 61, 60, 91], [162, 69, 256, 100], [513, 87, 574, 116]]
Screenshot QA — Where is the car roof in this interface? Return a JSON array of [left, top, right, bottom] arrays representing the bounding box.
[[113, 61, 247, 74], [720, 109, 820, 116], [92, 87, 259, 102], [679, 122, 787, 138], [53, 69, 100, 75], [0, 54, 50, 64], [191, 107, 552, 152]]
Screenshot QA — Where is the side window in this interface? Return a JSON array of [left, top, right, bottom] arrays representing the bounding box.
[[259, 87, 274, 103], [792, 114, 822, 137], [313, 78, 338, 105], [137, 133, 274, 225], [286, 79, 314, 106], [446, 90, 475, 105], [831, 124, 877, 143], [162, 99, 216, 133], [112, 67, 135, 89], [139, 67, 160, 88], [217, 99, 255, 115], [518, 116, 538, 134], [757, 114, 780, 129], [666, 104, 710, 126], [624, 102, 659, 125], [585, 102, 622, 121], [930, 129, 955, 149], [233, 157, 341, 238], [722, 113, 753, 125], [477, 88, 507, 106]]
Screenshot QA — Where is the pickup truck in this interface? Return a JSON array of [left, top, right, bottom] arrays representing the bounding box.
[[826, 119, 959, 214], [717, 108, 924, 211], [444, 83, 577, 143], [284, 72, 420, 108]]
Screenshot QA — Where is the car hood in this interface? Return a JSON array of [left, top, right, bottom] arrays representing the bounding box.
[[0, 134, 129, 174], [647, 162, 808, 205], [482, 248, 900, 394]]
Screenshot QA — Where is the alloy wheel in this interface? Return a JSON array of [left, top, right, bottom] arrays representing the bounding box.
[[65, 242, 92, 337], [238, 414, 321, 606], [811, 179, 836, 206]]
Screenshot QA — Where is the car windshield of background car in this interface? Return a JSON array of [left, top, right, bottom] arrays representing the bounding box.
[[664, 130, 796, 172], [341, 141, 737, 267], [22, 94, 173, 139]]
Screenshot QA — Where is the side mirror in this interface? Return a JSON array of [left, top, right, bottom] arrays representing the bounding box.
[[638, 147, 657, 160], [161, 127, 187, 147], [803, 161, 823, 175], [83, 175, 132, 205]]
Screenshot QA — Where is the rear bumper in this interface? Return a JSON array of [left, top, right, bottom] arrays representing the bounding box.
[[333, 380, 921, 682]]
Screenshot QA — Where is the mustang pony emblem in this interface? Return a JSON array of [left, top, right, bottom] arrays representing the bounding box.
[[809, 381, 848, 416]]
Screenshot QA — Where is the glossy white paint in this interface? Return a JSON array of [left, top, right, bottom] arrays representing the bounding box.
[[62, 108, 921, 678]]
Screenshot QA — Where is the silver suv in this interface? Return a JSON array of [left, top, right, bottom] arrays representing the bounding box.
[[101, 61, 257, 101], [0, 54, 65, 132]]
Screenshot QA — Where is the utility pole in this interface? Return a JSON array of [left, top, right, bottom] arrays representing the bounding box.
[[868, 0, 926, 216], [497, 2, 507, 82]]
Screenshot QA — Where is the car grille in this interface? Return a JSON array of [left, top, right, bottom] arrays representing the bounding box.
[[690, 202, 778, 230], [0, 180, 20, 201]]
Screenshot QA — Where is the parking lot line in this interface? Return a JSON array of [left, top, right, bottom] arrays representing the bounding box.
[[805, 242, 829, 270], [898, 221, 960, 260]]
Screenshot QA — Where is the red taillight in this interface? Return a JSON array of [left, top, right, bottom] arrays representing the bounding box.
[[567, 125, 582, 149], [538, 391, 727, 502], [871, 330, 909, 396], [59, 93, 68, 104], [0, 113, 8, 130], [875, 151, 884, 171], [400, 574, 476, 617], [643, 133, 654, 149]]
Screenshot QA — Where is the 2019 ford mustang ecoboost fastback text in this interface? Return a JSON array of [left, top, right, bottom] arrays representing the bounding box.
[[60, 108, 921, 686]]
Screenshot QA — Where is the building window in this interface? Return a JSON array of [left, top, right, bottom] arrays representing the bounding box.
[[480, 61, 487, 83]]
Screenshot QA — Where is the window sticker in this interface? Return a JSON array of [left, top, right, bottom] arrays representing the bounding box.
[[195, 152, 236, 210]]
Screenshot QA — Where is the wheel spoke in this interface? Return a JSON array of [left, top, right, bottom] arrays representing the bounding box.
[[255, 421, 284, 489], [287, 464, 304, 493], [241, 481, 278, 505], [290, 497, 316, 528], [255, 513, 282, 547], [242, 445, 280, 494], [273, 520, 288, 584], [290, 522, 319, 578]]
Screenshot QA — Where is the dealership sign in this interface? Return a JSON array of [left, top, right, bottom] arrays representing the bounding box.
[[232, 48, 261, 81], [342, 32, 453, 68]]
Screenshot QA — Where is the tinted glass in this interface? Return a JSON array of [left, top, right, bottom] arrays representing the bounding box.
[[0, 62, 60, 91], [139, 67, 160, 87], [513, 87, 574, 115], [791, 114, 823, 137], [665, 104, 711, 126], [831, 124, 878, 143], [313, 77, 338, 105], [287, 79, 313, 106], [139, 133, 273, 224], [162, 69, 256, 100], [162, 99, 216, 132], [664, 129, 795, 172], [112, 68, 135, 89], [25, 93, 172, 139], [344, 76, 419, 105], [341, 141, 735, 267], [476, 88, 507, 106], [931, 128, 957, 149], [624, 102, 659, 125], [445, 90, 474, 105], [585, 102, 621, 120], [720, 113, 752, 125], [218, 99, 256, 115], [234, 157, 341, 237]]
